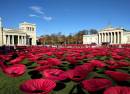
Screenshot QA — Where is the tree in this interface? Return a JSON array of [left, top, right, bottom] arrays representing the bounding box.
[[89, 29, 98, 34]]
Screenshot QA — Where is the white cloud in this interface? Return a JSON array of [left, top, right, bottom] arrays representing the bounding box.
[[29, 6, 44, 14], [29, 14, 39, 17], [29, 6, 53, 21], [43, 16, 53, 21]]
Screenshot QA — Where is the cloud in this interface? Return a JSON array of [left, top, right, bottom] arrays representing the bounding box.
[[29, 14, 39, 17], [29, 6, 53, 21], [42, 16, 53, 21], [29, 6, 44, 14]]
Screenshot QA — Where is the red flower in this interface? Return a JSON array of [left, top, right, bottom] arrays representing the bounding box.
[[10, 56, 25, 64], [118, 61, 130, 66], [0, 55, 11, 61], [45, 52, 53, 56], [104, 86, 130, 94], [0, 63, 26, 77], [43, 69, 67, 81], [27, 54, 40, 62], [65, 56, 77, 64], [82, 78, 112, 92], [65, 64, 92, 81], [75, 63, 94, 74], [112, 53, 124, 60], [90, 60, 106, 68], [85, 54, 94, 59], [47, 58, 61, 66], [54, 52, 64, 59], [37, 60, 50, 65], [35, 65, 52, 72], [105, 70, 130, 81], [20, 79, 56, 94]]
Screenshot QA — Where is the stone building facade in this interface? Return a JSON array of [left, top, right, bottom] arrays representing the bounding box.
[[0, 17, 36, 46], [83, 27, 130, 44]]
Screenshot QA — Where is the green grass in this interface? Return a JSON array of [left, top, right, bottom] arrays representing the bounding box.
[[0, 69, 30, 94]]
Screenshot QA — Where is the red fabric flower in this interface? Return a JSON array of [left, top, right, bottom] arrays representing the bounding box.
[[20, 79, 56, 94], [104, 86, 130, 94], [47, 58, 61, 66], [35, 66, 52, 72], [105, 70, 130, 81], [10, 56, 25, 64], [0, 55, 11, 61], [1, 63, 26, 77], [112, 53, 124, 60], [27, 54, 40, 62], [90, 60, 106, 68], [65, 64, 92, 81], [43, 69, 67, 81], [37, 60, 50, 65], [45, 52, 53, 56], [75, 63, 94, 74], [118, 61, 130, 66], [82, 78, 112, 92], [65, 56, 77, 64]]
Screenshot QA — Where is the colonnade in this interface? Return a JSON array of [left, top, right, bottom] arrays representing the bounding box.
[[98, 32, 122, 44], [5, 35, 26, 45]]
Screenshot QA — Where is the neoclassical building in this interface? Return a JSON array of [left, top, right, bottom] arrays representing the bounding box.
[[0, 18, 36, 46], [83, 26, 130, 44]]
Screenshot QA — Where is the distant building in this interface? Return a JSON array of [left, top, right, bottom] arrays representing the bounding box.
[[0, 17, 36, 46], [83, 26, 130, 44]]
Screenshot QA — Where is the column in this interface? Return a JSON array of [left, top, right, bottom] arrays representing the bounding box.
[[100, 33, 102, 43], [24, 36, 26, 45], [116, 32, 117, 44], [109, 33, 111, 43], [101, 33, 103, 43], [102, 33, 104, 42], [104, 33, 106, 42], [18, 35, 19, 45], [111, 32, 113, 44], [114, 32, 117, 44], [120, 32, 123, 44], [105, 33, 107, 42], [20, 36, 21, 45], [21, 36, 23, 45], [116, 32, 118, 44], [12, 35, 14, 45], [6, 35, 8, 45], [117, 32, 120, 44], [107, 33, 109, 42], [101, 33, 102, 43], [8, 35, 10, 45], [103, 33, 106, 42], [21, 36, 22, 45], [113, 32, 114, 44], [106, 33, 108, 42], [5, 35, 8, 45], [22, 36, 24, 45], [113, 32, 115, 44], [23, 36, 25, 45], [107, 32, 110, 43], [99, 33, 101, 44]]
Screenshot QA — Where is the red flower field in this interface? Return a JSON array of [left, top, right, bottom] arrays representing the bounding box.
[[0, 46, 130, 94]]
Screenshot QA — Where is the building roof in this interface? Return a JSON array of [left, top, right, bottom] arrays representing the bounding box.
[[20, 22, 36, 26], [3, 28, 26, 34]]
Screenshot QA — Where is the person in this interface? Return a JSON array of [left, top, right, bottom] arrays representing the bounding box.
[[1, 45, 8, 54]]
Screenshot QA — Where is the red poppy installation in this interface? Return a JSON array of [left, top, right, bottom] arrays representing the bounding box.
[[20, 79, 56, 94]]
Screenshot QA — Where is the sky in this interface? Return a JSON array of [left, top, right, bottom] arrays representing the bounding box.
[[0, 0, 130, 36]]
